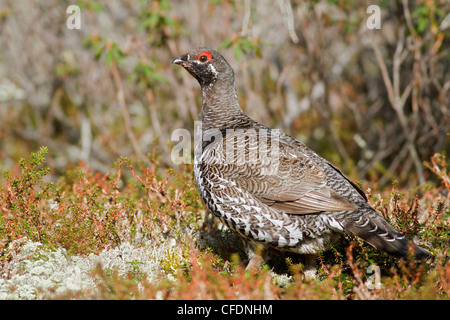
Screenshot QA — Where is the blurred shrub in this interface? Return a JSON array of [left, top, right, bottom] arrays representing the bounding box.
[[0, 0, 448, 187]]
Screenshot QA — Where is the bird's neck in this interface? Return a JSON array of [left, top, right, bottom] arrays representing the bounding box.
[[200, 82, 252, 131]]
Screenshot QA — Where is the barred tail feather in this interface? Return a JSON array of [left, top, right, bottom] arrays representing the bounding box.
[[343, 212, 431, 261]]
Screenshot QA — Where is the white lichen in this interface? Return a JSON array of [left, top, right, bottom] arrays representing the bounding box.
[[0, 237, 182, 299]]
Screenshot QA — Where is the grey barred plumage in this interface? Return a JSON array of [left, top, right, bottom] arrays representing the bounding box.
[[173, 47, 430, 272]]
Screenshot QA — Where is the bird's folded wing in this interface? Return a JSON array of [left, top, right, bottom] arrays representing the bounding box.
[[258, 188, 357, 214], [233, 140, 357, 215], [207, 129, 359, 215]]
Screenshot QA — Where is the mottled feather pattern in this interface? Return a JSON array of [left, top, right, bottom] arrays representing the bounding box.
[[195, 128, 353, 253]]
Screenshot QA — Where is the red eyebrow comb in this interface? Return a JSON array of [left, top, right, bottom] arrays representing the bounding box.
[[196, 52, 213, 60]]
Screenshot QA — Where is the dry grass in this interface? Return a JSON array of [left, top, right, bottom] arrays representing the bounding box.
[[0, 0, 448, 186], [0, 148, 448, 300]]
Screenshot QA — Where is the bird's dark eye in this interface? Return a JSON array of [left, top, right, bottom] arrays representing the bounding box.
[[196, 52, 213, 63]]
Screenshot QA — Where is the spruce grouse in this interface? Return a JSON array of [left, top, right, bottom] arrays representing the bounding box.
[[172, 47, 430, 273]]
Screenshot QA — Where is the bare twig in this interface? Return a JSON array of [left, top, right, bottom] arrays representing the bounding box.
[[110, 60, 150, 165], [278, 0, 299, 43], [241, 0, 252, 37], [371, 33, 425, 185]]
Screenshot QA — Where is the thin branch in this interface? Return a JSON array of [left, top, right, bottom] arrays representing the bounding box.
[[371, 40, 396, 110], [371, 33, 425, 185], [278, 0, 299, 43], [110, 60, 150, 165], [241, 0, 252, 37]]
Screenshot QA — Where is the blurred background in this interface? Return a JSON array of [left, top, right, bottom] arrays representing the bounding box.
[[0, 0, 449, 188]]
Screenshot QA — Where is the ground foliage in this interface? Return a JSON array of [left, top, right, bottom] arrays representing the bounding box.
[[0, 147, 448, 299]]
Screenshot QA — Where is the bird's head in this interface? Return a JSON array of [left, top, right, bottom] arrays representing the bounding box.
[[172, 47, 234, 88]]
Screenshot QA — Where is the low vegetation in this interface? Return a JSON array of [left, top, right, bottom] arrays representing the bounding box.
[[0, 147, 448, 299]]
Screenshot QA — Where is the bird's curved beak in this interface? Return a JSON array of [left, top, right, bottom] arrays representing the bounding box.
[[172, 54, 189, 67], [172, 57, 184, 65]]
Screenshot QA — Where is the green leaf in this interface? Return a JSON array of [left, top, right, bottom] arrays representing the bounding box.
[[417, 17, 429, 33], [148, 68, 168, 84], [94, 44, 105, 61], [219, 38, 233, 49], [412, 5, 429, 18], [105, 49, 113, 67], [255, 46, 262, 58], [233, 44, 243, 61]]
